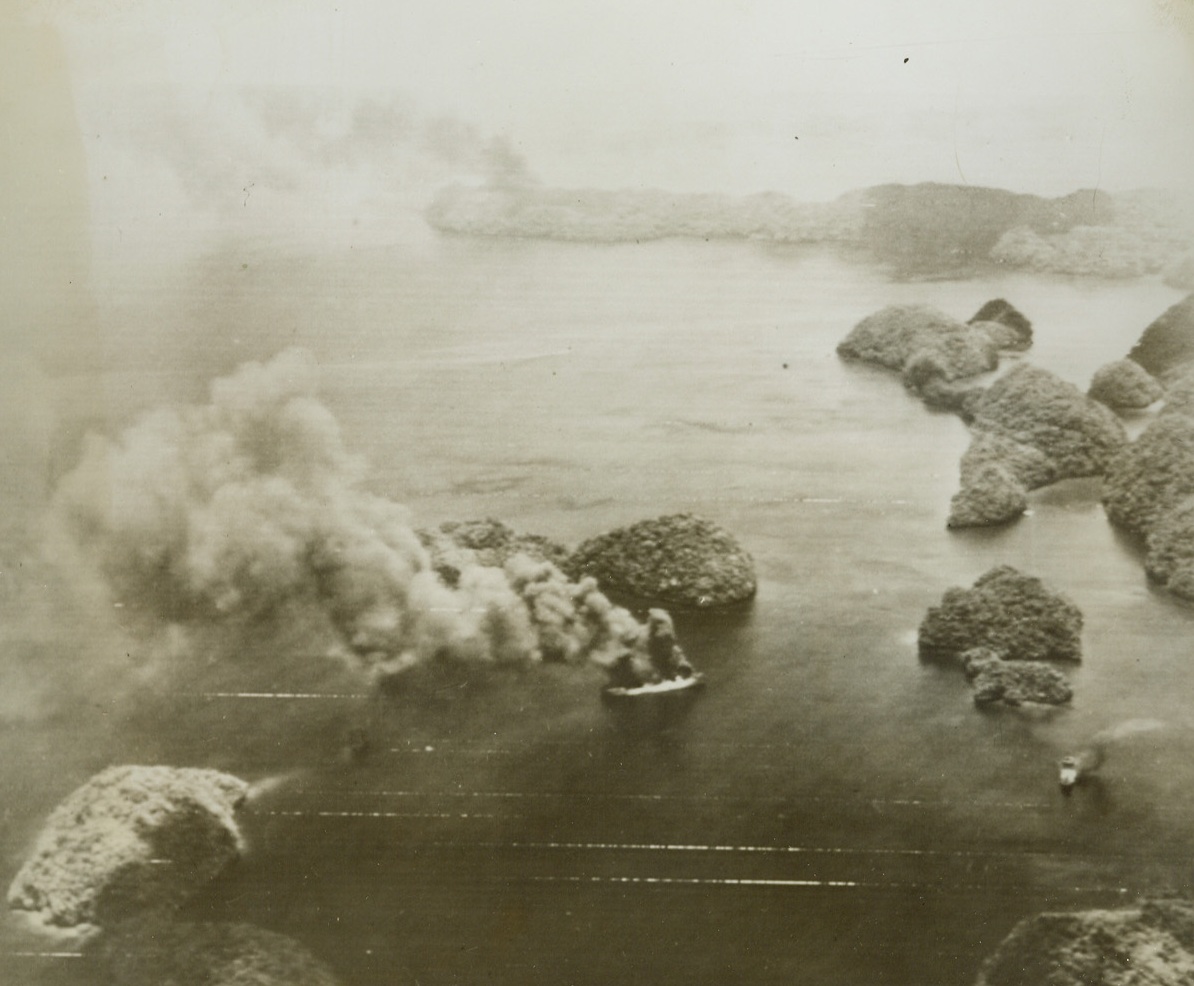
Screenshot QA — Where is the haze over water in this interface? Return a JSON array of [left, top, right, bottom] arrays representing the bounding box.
[[4, 3, 1194, 986]]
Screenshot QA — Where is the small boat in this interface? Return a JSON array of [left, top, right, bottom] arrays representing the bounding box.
[[601, 672, 706, 703], [1058, 755, 1079, 791]]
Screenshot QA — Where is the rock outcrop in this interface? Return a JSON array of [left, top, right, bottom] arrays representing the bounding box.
[[945, 364, 1125, 528], [1127, 294, 1194, 380], [976, 899, 1194, 986], [1102, 410, 1194, 536], [1144, 498, 1194, 599], [947, 464, 1028, 529], [566, 513, 756, 608], [919, 566, 1083, 664], [1101, 383, 1194, 600], [967, 299, 1033, 351], [959, 430, 1058, 491], [418, 518, 571, 587], [837, 301, 1035, 419], [837, 304, 999, 383], [90, 917, 342, 986], [961, 648, 1073, 707], [8, 766, 247, 928], [1088, 358, 1164, 410], [968, 363, 1128, 480]]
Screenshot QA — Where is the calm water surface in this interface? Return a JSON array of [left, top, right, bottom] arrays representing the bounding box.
[[3, 239, 1192, 986]]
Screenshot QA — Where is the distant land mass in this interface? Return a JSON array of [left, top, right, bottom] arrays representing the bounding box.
[[426, 181, 1194, 280]]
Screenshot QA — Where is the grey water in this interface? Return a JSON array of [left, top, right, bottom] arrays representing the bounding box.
[[3, 238, 1193, 986]]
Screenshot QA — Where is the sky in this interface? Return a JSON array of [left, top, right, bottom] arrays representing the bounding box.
[[10, 0, 1194, 269]]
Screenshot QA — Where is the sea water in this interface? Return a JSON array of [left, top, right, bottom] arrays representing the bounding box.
[[3, 237, 1191, 985]]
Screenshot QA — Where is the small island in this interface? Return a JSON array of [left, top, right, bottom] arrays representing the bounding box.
[[8, 766, 248, 929], [427, 181, 1192, 279], [977, 899, 1194, 986], [836, 303, 999, 385], [919, 566, 1082, 707], [565, 513, 758, 609], [949, 364, 1127, 528], [1088, 358, 1164, 410], [1103, 404, 1194, 601], [1101, 299, 1194, 600]]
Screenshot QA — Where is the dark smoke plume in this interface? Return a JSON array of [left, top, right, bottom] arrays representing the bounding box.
[[51, 349, 650, 685]]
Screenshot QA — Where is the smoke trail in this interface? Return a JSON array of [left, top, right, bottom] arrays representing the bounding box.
[[1064, 719, 1169, 782], [244, 771, 308, 804], [1092, 718, 1169, 744], [50, 349, 655, 686]]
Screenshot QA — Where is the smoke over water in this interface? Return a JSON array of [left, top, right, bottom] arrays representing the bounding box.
[[50, 349, 650, 689], [1068, 719, 1170, 778]]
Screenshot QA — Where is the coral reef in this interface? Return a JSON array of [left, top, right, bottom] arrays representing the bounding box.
[[567, 513, 756, 608]]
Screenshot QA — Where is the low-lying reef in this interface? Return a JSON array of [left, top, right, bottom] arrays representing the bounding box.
[[427, 181, 1192, 279], [7, 766, 248, 929], [920, 567, 1082, 707], [89, 916, 343, 986], [565, 513, 758, 609], [976, 899, 1194, 986]]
